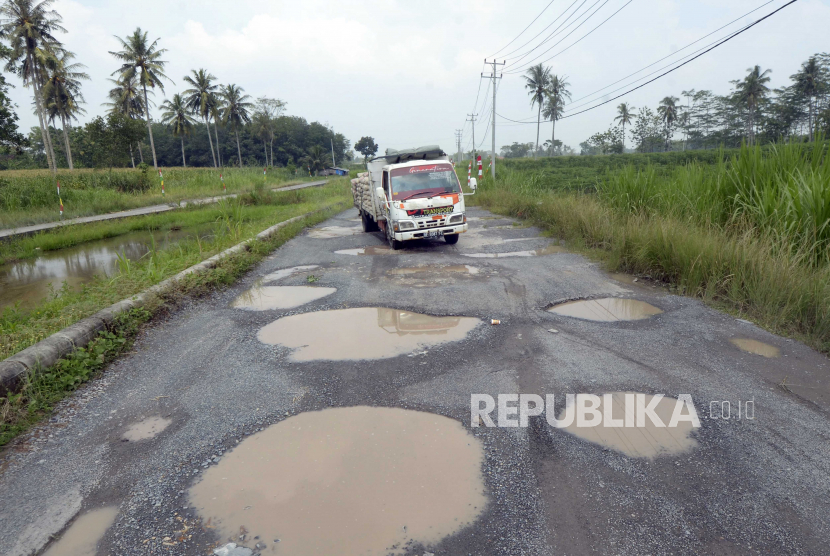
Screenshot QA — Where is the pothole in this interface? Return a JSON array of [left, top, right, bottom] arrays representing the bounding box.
[[548, 298, 662, 322], [730, 338, 780, 358], [335, 246, 394, 256], [462, 244, 566, 258], [257, 307, 480, 361], [260, 265, 319, 283], [559, 393, 698, 458], [231, 286, 336, 311], [189, 407, 487, 555], [42, 506, 119, 556], [308, 226, 362, 239], [122, 416, 171, 441]]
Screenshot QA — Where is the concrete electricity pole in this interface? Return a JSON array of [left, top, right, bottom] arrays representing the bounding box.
[[466, 113, 477, 162], [455, 129, 463, 163], [483, 59, 504, 179]]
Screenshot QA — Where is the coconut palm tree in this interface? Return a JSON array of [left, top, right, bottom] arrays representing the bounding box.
[[524, 64, 550, 158], [182, 68, 219, 167], [792, 57, 822, 141], [103, 75, 150, 166], [219, 83, 252, 168], [614, 102, 633, 152], [543, 74, 570, 156], [160, 93, 196, 167], [41, 49, 87, 169], [304, 144, 326, 175], [0, 0, 66, 173], [732, 65, 771, 145], [657, 96, 679, 151], [109, 27, 171, 170]]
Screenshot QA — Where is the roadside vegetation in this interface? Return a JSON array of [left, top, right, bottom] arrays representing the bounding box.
[[462, 140, 830, 355], [0, 166, 310, 228], [0, 179, 350, 361]]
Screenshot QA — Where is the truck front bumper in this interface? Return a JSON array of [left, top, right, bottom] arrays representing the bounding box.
[[393, 223, 468, 241]]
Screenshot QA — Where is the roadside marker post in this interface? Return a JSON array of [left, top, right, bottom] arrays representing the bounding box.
[[220, 171, 226, 192], [477, 155, 482, 182], [57, 180, 63, 218], [159, 169, 165, 197], [467, 162, 472, 187]]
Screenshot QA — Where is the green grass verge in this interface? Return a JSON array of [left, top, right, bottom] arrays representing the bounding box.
[[0, 196, 350, 448], [0, 166, 314, 228], [0, 179, 350, 360]]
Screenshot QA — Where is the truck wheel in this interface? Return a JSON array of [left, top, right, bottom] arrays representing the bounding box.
[[388, 231, 403, 250], [444, 234, 460, 245], [361, 211, 372, 232]]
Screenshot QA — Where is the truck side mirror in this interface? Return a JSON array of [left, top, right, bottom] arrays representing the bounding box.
[[469, 178, 477, 191], [375, 187, 387, 205]]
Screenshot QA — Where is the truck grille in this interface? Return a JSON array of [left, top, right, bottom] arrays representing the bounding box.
[[417, 218, 446, 229]]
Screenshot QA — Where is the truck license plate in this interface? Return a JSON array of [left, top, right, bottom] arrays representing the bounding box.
[[426, 229, 443, 238]]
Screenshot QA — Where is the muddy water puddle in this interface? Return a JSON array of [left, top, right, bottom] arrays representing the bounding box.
[[730, 338, 780, 358], [463, 244, 566, 258], [260, 265, 319, 283], [42, 506, 119, 556], [335, 245, 394, 256], [189, 407, 486, 555], [308, 226, 362, 239], [258, 307, 479, 361], [560, 393, 698, 458], [548, 297, 662, 322], [122, 416, 171, 441], [232, 286, 336, 311]]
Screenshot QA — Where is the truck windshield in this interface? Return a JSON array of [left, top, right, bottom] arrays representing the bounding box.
[[390, 164, 460, 200]]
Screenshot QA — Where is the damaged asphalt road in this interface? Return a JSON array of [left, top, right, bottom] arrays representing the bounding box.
[[1, 207, 829, 555]]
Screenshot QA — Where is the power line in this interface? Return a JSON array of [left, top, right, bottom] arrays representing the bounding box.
[[505, 0, 633, 75], [499, 0, 583, 60], [564, 0, 776, 107], [488, 0, 559, 58], [504, 0, 594, 67], [559, 0, 799, 120]]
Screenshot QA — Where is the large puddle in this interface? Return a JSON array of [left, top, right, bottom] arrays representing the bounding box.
[[462, 244, 566, 258], [257, 307, 479, 361], [232, 286, 336, 311], [548, 298, 663, 322], [42, 506, 119, 556], [260, 265, 319, 283], [0, 226, 212, 312], [308, 226, 362, 239], [730, 338, 780, 358], [334, 245, 394, 256], [560, 393, 698, 458], [189, 407, 486, 555], [122, 416, 172, 441]]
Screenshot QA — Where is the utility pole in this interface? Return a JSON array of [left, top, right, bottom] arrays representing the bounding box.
[[466, 113, 477, 162], [483, 59, 504, 179], [455, 129, 463, 163], [330, 137, 336, 168]]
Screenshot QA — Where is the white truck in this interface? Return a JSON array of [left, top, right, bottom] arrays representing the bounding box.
[[350, 145, 475, 249]]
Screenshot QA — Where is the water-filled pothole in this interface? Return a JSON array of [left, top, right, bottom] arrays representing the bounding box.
[[548, 298, 662, 322], [462, 244, 566, 258], [257, 307, 480, 361], [42, 506, 119, 556], [231, 286, 336, 311], [189, 407, 486, 555], [335, 246, 394, 256], [308, 226, 362, 239], [122, 416, 171, 441], [730, 338, 780, 358], [260, 265, 319, 283], [559, 393, 698, 458]]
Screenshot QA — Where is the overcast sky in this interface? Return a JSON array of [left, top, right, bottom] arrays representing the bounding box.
[[5, 0, 829, 157]]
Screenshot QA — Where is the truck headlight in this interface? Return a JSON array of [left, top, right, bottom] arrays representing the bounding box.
[[448, 214, 464, 224], [396, 220, 415, 231]]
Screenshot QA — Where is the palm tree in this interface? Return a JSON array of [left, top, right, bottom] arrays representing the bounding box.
[[210, 97, 224, 167], [160, 93, 196, 167], [1, 0, 66, 173], [732, 65, 771, 145], [657, 96, 679, 151], [220, 83, 252, 168], [103, 74, 148, 166], [792, 57, 822, 141], [304, 144, 326, 175], [524, 64, 550, 158], [543, 74, 570, 156], [614, 102, 633, 152], [182, 68, 219, 167], [109, 27, 171, 170], [41, 49, 88, 169]]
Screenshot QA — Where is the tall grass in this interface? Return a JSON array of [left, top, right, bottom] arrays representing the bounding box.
[[0, 166, 309, 228]]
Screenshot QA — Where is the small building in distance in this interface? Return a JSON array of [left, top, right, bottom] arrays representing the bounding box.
[[321, 167, 350, 176]]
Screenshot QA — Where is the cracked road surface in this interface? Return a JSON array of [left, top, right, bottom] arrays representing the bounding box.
[[1, 207, 829, 555]]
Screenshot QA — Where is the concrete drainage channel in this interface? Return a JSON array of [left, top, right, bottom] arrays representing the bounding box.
[[0, 201, 346, 396]]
